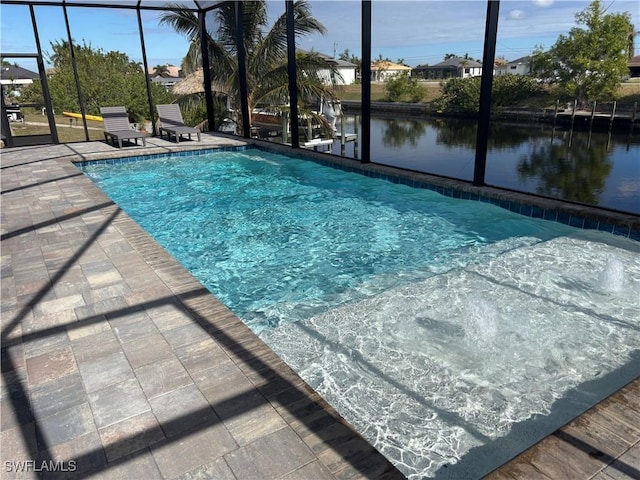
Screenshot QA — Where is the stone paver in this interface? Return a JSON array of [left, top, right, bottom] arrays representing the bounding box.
[[1, 135, 637, 480]]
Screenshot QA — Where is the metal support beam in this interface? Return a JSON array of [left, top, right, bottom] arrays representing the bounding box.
[[30, 4, 58, 144], [286, 0, 299, 148], [199, 10, 216, 132], [63, 4, 90, 142], [235, 1, 251, 138], [2, 0, 196, 13], [361, 0, 371, 163], [137, 9, 156, 135], [473, 0, 500, 186]]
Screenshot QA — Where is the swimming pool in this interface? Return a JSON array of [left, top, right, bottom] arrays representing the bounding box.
[[79, 148, 640, 479]]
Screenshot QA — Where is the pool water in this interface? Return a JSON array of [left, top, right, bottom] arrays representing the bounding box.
[[80, 148, 640, 479]]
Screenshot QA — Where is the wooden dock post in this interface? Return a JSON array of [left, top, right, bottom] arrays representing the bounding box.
[[609, 101, 617, 130], [570, 99, 577, 130], [630, 102, 637, 136], [589, 101, 597, 130]]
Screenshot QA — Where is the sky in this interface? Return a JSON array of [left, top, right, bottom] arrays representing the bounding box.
[[1, 0, 639, 73]]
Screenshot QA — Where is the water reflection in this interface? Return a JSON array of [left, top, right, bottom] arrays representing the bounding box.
[[336, 115, 639, 214], [517, 130, 612, 207], [381, 118, 426, 148]]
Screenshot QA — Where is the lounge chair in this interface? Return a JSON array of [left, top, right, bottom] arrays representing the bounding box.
[[156, 104, 201, 143], [100, 106, 147, 148]]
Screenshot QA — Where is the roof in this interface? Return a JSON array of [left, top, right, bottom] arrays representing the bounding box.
[[327, 58, 357, 68], [147, 65, 182, 77], [371, 61, 411, 71], [504, 56, 531, 66], [297, 50, 357, 68], [425, 57, 483, 69], [0, 65, 39, 80]]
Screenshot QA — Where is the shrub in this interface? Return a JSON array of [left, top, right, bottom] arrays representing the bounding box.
[[434, 74, 542, 112], [384, 73, 426, 103]]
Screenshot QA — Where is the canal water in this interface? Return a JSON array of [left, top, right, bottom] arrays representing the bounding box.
[[331, 116, 639, 215]]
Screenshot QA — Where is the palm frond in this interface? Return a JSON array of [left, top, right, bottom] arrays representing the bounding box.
[[158, 3, 200, 42]]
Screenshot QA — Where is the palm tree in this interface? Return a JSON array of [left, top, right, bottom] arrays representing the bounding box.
[[159, 1, 341, 133], [153, 64, 170, 77]]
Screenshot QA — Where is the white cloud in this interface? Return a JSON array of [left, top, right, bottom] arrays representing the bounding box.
[[508, 9, 526, 20], [532, 0, 555, 7]]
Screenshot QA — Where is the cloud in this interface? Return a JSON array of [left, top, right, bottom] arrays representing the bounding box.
[[507, 9, 526, 20], [533, 0, 555, 7]]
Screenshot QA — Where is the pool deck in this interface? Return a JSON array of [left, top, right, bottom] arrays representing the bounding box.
[[1, 133, 638, 479]]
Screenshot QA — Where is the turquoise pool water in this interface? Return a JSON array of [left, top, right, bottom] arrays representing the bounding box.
[[80, 148, 640, 479], [81, 149, 576, 331]]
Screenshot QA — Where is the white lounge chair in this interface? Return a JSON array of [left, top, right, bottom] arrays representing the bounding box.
[[156, 104, 201, 143]]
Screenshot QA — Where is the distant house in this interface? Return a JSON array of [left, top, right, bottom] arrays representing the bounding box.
[[371, 61, 412, 82], [412, 57, 482, 80], [146, 65, 183, 92], [629, 56, 640, 78], [150, 75, 183, 92], [147, 65, 181, 78], [495, 56, 531, 76], [0, 64, 39, 88], [314, 53, 358, 86]]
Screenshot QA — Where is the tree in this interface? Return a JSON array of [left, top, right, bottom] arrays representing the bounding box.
[[160, 1, 340, 132], [153, 64, 170, 77], [530, 0, 634, 105], [338, 48, 361, 79], [38, 40, 174, 123]]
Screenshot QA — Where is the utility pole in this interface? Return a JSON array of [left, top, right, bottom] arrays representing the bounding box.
[[333, 41, 338, 59]]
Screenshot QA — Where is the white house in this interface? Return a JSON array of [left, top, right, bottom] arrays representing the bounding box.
[[311, 53, 357, 86], [371, 60, 412, 82], [495, 56, 532, 76]]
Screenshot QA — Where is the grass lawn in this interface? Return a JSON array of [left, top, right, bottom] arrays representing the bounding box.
[[332, 82, 443, 102], [8, 111, 110, 142], [332, 81, 640, 107]]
